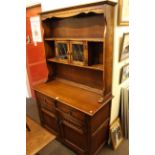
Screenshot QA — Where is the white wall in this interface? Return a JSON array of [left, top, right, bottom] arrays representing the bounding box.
[[111, 3, 129, 123], [26, 0, 129, 123]]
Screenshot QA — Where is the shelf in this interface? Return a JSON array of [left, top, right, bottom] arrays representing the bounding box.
[[44, 37, 104, 42], [48, 58, 103, 71]]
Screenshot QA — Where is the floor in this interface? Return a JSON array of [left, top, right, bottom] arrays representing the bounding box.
[[26, 98, 129, 155], [26, 116, 55, 155]]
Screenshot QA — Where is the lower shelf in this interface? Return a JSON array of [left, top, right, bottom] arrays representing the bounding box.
[[48, 58, 103, 71]]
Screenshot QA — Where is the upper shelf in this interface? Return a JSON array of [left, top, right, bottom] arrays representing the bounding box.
[[44, 37, 104, 42], [48, 58, 103, 71]]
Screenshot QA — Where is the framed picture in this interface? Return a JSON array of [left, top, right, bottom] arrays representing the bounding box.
[[118, 0, 129, 26], [119, 33, 129, 61], [110, 118, 124, 150], [120, 64, 129, 84]]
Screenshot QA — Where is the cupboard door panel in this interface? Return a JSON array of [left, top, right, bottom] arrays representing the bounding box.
[[70, 41, 88, 65], [41, 108, 58, 135], [55, 41, 70, 62], [91, 119, 109, 154], [60, 120, 87, 151]]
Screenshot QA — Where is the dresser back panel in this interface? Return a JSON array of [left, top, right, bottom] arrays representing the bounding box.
[[55, 63, 103, 89], [43, 13, 104, 38]]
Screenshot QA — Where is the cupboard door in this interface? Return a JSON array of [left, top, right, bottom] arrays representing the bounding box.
[[70, 41, 88, 65], [41, 108, 58, 135], [60, 120, 87, 153], [55, 41, 70, 62], [91, 119, 109, 154]]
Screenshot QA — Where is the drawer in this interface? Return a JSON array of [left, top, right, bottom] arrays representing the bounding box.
[[36, 92, 56, 113], [90, 102, 111, 133], [56, 102, 85, 122], [58, 110, 86, 128]]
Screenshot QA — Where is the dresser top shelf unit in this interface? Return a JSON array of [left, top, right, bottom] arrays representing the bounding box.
[[33, 79, 112, 116], [34, 0, 116, 115]]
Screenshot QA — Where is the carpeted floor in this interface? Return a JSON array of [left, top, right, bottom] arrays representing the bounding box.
[[26, 98, 129, 155], [38, 139, 129, 155]]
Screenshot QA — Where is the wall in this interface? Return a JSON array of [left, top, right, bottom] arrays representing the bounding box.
[[26, 0, 129, 123], [111, 3, 129, 123]]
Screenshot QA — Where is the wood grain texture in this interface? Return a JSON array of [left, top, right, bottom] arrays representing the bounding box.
[[34, 1, 117, 154], [35, 89, 112, 155], [48, 58, 103, 71], [34, 80, 112, 116], [55, 63, 103, 90], [26, 116, 55, 155], [103, 4, 115, 95]]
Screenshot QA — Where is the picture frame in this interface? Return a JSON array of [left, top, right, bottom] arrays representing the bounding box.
[[118, 0, 129, 26], [119, 33, 129, 61], [110, 118, 124, 150], [120, 64, 129, 84]]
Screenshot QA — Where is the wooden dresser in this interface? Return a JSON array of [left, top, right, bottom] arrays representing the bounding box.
[[33, 1, 116, 154]]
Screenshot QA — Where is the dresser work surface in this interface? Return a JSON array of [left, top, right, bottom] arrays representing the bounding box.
[[34, 80, 112, 116]]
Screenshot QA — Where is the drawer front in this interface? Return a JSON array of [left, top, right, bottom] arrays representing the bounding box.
[[58, 110, 86, 129], [90, 102, 111, 133], [36, 92, 55, 113], [56, 102, 85, 122]]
